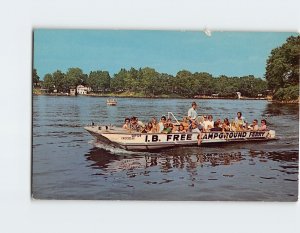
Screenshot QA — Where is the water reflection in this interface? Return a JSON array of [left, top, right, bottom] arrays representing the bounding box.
[[85, 146, 298, 183], [86, 148, 247, 173], [263, 103, 299, 116]]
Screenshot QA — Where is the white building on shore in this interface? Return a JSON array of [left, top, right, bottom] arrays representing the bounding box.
[[76, 85, 91, 95]]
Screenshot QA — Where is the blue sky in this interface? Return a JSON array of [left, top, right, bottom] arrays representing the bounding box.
[[34, 30, 297, 79]]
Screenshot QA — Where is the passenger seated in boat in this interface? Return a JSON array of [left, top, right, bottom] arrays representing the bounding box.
[[230, 121, 239, 131], [197, 115, 204, 125], [143, 122, 156, 133], [130, 116, 141, 131], [235, 112, 246, 130], [181, 117, 190, 131], [158, 116, 167, 133], [136, 117, 145, 128], [167, 118, 176, 133], [222, 118, 230, 131], [161, 121, 173, 134], [259, 119, 268, 131], [122, 118, 130, 130], [249, 119, 259, 131], [203, 115, 214, 132], [190, 121, 201, 133], [210, 121, 222, 131], [190, 121, 202, 145], [150, 117, 159, 133], [176, 124, 187, 133]]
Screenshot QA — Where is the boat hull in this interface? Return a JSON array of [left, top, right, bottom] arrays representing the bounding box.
[[84, 126, 276, 151]]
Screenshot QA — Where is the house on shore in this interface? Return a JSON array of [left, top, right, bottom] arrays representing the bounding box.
[[76, 85, 91, 95]]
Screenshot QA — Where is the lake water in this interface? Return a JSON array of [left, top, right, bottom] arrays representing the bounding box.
[[32, 96, 299, 201]]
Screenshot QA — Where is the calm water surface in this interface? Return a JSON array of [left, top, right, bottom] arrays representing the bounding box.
[[32, 96, 299, 201]]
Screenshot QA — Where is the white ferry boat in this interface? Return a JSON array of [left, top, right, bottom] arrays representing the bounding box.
[[84, 124, 276, 151]]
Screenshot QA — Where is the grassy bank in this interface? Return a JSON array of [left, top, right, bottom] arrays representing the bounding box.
[[33, 88, 43, 95], [33, 89, 270, 100], [86, 91, 183, 98]]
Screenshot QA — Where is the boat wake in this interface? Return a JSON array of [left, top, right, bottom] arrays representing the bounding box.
[[88, 140, 155, 156]]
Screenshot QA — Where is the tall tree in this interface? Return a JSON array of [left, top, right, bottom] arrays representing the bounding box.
[[140, 67, 159, 95], [43, 73, 54, 92], [87, 71, 111, 92], [265, 35, 300, 92], [64, 68, 85, 88], [52, 70, 65, 92], [111, 69, 126, 92]]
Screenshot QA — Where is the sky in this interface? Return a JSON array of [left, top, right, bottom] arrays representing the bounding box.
[[33, 30, 298, 79]]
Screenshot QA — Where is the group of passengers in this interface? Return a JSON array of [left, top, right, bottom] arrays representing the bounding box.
[[122, 102, 268, 133], [186, 102, 268, 132]]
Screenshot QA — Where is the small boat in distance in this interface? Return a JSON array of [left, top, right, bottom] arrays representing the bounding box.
[[107, 98, 117, 106]]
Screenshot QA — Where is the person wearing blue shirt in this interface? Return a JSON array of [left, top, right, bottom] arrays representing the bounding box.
[[188, 102, 198, 123]]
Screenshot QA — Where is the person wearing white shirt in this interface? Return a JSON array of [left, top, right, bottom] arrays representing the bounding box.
[[158, 116, 167, 133], [188, 102, 198, 123], [203, 115, 214, 131]]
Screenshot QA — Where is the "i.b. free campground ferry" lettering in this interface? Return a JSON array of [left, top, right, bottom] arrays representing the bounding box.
[[142, 131, 268, 142]]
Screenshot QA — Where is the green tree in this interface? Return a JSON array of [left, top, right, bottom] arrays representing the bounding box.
[[265, 35, 300, 92], [139, 67, 159, 95], [111, 69, 126, 92], [87, 70, 111, 93], [52, 70, 65, 92], [61, 67, 85, 92], [32, 68, 40, 87], [175, 70, 193, 97], [43, 73, 54, 92]]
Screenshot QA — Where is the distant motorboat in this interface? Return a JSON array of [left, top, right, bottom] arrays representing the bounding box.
[[107, 98, 117, 106]]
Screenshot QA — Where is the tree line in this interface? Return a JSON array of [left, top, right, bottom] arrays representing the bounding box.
[[33, 67, 268, 98]]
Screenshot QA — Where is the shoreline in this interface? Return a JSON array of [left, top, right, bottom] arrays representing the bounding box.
[[33, 92, 272, 101], [32, 90, 299, 103]]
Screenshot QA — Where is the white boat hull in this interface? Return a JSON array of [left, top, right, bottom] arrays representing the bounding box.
[[84, 126, 276, 151]]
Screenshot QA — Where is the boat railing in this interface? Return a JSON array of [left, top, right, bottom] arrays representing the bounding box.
[[167, 112, 180, 125]]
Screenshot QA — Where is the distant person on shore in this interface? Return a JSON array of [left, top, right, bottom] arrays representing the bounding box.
[[259, 119, 268, 131], [122, 118, 130, 130], [188, 102, 198, 124]]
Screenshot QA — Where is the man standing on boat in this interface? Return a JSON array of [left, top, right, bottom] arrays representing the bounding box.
[[188, 102, 198, 124]]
